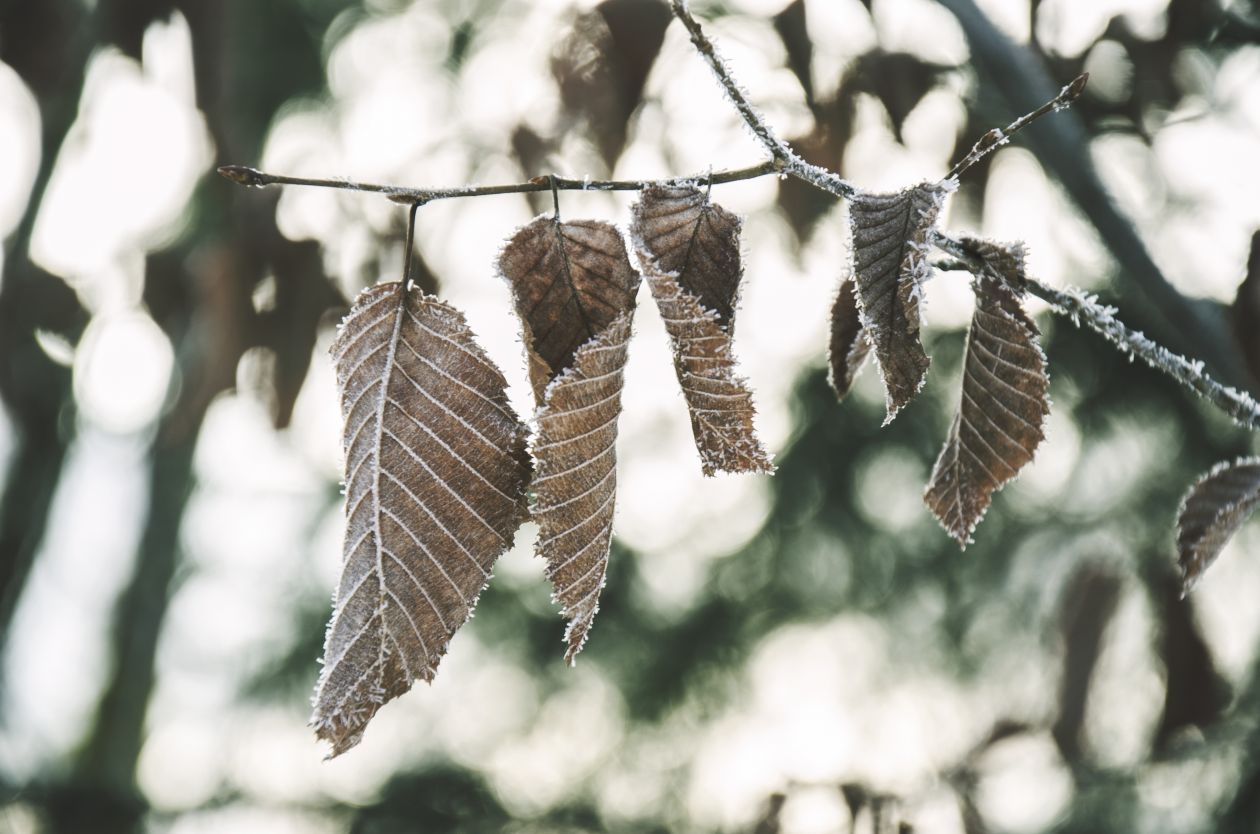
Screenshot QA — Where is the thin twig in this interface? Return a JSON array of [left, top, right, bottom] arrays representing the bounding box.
[[945, 73, 1089, 180], [668, 0, 858, 199], [935, 234, 1260, 431], [217, 161, 780, 204]]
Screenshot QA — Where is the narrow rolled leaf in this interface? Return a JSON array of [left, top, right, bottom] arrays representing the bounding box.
[[631, 185, 772, 475], [498, 216, 640, 403], [828, 277, 870, 400], [314, 283, 531, 756], [924, 247, 1049, 547], [1177, 457, 1260, 593], [500, 217, 640, 660], [848, 184, 946, 423], [533, 313, 634, 662]]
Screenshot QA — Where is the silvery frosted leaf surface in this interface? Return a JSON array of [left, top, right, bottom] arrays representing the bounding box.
[[631, 185, 772, 475], [314, 283, 530, 756], [500, 218, 640, 660], [828, 277, 870, 401], [848, 184, 945, 422]]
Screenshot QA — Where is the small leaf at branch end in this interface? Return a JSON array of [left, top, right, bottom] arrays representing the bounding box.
[[848, 183, 946, 423], [924, 245, 1049, 547], [828, 278, 870, 401], [631, 185, 773, 476], [1176, 457, 1260, 593], [314, 282, 531, 756], [499, 216, 641, 404], [534, 313, 635, 663]]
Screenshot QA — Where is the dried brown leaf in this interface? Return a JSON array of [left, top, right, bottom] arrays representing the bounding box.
[[499, 216, 640, 404], [533, 313, 634, 662], [631, 185, 772, 476], [1176, 457, 1260, 593], [828, 277, 870, 400], [924, 245, 1049, 547], [848, 184, 945, 423], [500, 216, 640, 661], [313, 282, 531, 756]]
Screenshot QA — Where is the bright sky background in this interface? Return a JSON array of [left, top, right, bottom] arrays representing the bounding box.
[[2, 0, 1259, 832]]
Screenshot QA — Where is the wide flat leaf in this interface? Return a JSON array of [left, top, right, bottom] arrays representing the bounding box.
[[828, 277, 870, 400], [848, 184, 946, 423], [631, 185, 772, 475], [314, 283, 531, 756], [498, 216, 640, 403], [1177, 457, 1260, 593], [500, 217, 640, 660], [924, 246, 1049, 547]]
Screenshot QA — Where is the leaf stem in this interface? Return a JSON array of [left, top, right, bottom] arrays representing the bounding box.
[[217, 161, 780, 203]]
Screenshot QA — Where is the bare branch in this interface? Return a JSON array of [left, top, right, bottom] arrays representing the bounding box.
[[218, 161, 779, 203], [668, 0, 858, 199], [946, 73, 1089, 180]]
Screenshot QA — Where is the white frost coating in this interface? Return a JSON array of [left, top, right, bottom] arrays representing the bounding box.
[[1042, 284, 1260, 430]]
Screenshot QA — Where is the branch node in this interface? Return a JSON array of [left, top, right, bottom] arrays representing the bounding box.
[[218, 165, 268, 187]]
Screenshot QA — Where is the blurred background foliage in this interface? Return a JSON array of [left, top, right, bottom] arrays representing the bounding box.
[[2, 0, 1260, 832]]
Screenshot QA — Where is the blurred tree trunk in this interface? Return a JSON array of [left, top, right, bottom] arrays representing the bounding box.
[[0, 0, 92, 669], [43, 3, 341, 830]]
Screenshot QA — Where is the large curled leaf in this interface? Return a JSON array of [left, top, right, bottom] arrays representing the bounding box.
[[828, 277, 870, 400], [631, 185, 772, 476], [848, 183, 946, 423], [499, 217, 640, 661], [314, 283, 531, 756], [1176, 457, 1260, 593], [924, 242, 1049, 547]]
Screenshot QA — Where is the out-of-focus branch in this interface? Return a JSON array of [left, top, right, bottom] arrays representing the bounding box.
[[935, 0, 1252, 390]]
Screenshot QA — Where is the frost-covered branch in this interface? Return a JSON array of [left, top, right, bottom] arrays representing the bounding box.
[[217, 161, 780, 204], [669, 0, 859, 199], [945, 73, 1089, 180], [935, 234, 1260, 431]]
